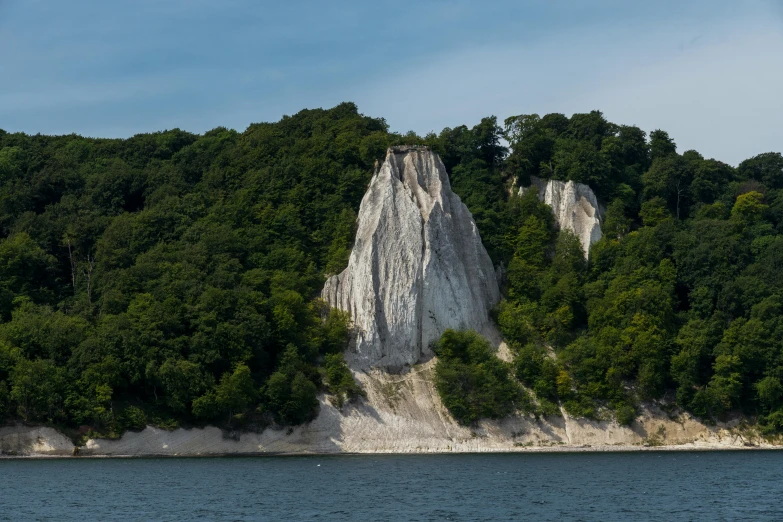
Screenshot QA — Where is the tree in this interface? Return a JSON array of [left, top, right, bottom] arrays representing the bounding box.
[[690, 158, 734, 206], [698, 355, 743, 417], [671, 317, 719, 408], [264, 371, 319, 425], [731, 191, 767, 224], [552, 139, 610, 193], [643, 155, 692, 219], [192, 363, 257, 423], [603, 200, 632, 239], [157, 358, 211, 413], [511, 215, 552, 269], [738, 152, 783, 189], [504, 114, 555, 182], [434, 330, 523, 425], [649, 129, 676, 160], [639, 197, 672, 227], [67, 356, 121, 427], [0, 234, 56, 318], [0, 380, 9, 417], [471, 116, 507, 168], [756, 376, 783, 411], [262, 344, 320, 425], [323, 353, 363, 407], [10, 358, 68, 422], [0, 146, 24, 185], [566, 111, 612, 145]]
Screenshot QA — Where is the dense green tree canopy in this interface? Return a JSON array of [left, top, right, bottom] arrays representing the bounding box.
[[489, 110, 783, 431], [0, 103, 382, 435], [433, 329, 526, 425], [1, 103, 782, 435]]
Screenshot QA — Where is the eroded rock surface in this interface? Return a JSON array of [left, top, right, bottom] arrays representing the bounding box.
[[0, 424, 75, 456], [520, 176, 602, 258], [322, 147, 500, 370]]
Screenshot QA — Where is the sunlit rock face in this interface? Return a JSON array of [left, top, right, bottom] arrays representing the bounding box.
[[520, 176, 602, 259], [322, 147, 500, 371]]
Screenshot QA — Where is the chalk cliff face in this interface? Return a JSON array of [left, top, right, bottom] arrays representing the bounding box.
[[520, 176, 602, 258], [322, 147, 500, 370]]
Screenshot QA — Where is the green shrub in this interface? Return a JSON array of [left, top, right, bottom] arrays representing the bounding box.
[[118, 406, 147, 431], [615, 402, 637, 426], [324, 353, 364, 408], [514, 344, 559, 403], [759, 410, 783, 435], [265, 371, 319, 425], [434, 330, 522, 425]]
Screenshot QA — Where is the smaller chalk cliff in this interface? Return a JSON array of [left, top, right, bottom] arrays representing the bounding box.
[[323, 147, 500, 370], [520, 176, 602, 258]]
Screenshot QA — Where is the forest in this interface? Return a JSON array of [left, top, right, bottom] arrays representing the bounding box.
[[1, 102, 782, 436]]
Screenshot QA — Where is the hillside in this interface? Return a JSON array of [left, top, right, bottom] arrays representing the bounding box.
[[1, 103, 783, 441]]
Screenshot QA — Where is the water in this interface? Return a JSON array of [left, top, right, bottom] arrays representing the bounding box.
[[1, 452, 782, 521]]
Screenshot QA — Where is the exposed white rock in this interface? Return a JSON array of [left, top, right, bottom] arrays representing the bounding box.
[[0, 424, 75, 456], [322, 147, 500, 370], [520, 176, 602, 258]]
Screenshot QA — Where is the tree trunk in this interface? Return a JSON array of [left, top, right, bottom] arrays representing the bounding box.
[[66, 238, 77, 293]]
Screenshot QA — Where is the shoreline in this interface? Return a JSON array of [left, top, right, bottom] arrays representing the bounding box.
[[4, 371, 781, 458], [3, 441, 782, 459]]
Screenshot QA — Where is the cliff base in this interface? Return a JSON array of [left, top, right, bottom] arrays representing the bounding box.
[[3, 359, 779, 457]]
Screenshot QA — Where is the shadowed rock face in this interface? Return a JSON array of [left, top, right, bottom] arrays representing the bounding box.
[[322, 147, 500, 371], [520, 176, 602, 259]]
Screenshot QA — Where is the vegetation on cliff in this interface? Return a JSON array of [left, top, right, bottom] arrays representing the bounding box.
[[442, 111, 783, 432], [0, 103, 385, 435], [434, 330, 526, 425], [1, 103, 782, 434]]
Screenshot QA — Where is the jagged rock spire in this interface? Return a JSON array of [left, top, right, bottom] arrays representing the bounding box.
[[323, 147, 500, 370]]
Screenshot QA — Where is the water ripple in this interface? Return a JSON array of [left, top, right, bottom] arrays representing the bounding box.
[[1, 452, 782, 520]]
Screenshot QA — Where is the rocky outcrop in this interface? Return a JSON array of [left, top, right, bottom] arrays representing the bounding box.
[[322, 147, 500, 370], [0, 424, 75, 456], [520, 176, 602, 258]]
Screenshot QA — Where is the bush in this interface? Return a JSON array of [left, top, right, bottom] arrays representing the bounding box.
[[324, 353, 364, 408], [434, 330, 522, 425], [118, 406, 148, 431], [759, 409, 783, 435], [514, 344, 559, 401], [265, 371, 319, 425], [192, 363, 258, 424], [615, 402, 637, 426]]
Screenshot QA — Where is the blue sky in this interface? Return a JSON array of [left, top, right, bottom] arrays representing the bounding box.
[[1, 0, 781, 164]]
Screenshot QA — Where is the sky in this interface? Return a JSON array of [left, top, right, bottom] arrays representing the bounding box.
[[1, 0, 781, 165]]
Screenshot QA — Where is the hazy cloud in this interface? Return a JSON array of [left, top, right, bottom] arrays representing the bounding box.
[[353, 9, 783, 165]]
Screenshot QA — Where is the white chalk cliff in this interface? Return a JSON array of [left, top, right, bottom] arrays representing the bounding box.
[[4, 153, 769, 457], [322, 147, 500, 370], [520, 176, 602, 258]]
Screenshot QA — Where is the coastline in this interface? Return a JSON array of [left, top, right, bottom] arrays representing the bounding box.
[[3, 443, 782, 459], [4, 360, 780, 459]]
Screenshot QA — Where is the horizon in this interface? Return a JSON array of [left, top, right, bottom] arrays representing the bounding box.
[[2, 1, 782, 165]]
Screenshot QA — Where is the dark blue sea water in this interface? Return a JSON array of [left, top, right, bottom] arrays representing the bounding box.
[[1, 451, 782, 521]]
